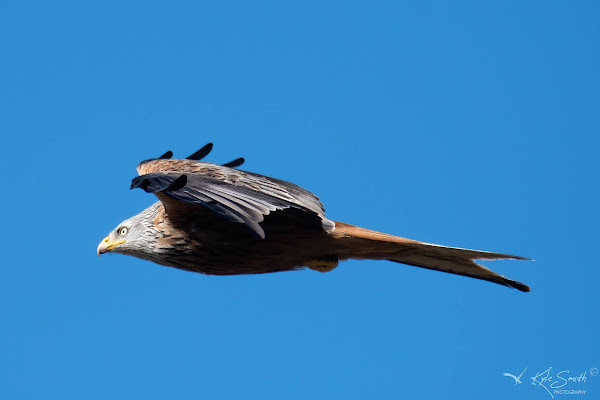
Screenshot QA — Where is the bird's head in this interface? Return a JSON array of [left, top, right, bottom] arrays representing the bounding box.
[[97, 204, 161, 258]]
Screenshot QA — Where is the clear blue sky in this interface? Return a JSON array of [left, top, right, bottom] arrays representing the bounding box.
[[0, 1, 598, 399]]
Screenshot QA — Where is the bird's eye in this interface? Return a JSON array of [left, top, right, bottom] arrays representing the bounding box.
[[119, 227, 128, 236]]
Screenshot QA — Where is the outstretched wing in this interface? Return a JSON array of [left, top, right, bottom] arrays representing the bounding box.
[[132, 153, 331, 239]]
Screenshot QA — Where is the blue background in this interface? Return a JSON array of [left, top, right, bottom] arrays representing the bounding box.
[[1, 1, 598, 399]]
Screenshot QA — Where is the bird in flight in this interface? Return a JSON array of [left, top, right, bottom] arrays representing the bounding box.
[[97, 144, 531, 291]]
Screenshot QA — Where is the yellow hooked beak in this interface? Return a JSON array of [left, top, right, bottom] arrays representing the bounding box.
[[97, 236, 126, 257]]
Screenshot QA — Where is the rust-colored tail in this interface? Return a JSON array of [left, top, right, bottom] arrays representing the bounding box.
[[330, 222, 531, 292]]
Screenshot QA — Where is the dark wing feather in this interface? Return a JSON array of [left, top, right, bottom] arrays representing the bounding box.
[[222, 158, 245, 168], [186, 143, 213, 160]]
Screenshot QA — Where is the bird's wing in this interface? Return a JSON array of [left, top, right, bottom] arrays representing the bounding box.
[[132, 158, 330, 238]]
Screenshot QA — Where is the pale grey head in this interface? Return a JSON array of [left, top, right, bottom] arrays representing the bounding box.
[[97, 203, 168, 264]]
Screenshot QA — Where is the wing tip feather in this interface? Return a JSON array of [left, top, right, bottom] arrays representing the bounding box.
[[505, 279, 531, 292], [186, 143, 214, 160]]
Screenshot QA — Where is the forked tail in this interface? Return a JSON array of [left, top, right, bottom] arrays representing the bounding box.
[[331, 222, 531, 292]]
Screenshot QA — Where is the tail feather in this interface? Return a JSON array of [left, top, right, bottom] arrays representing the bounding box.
[[331, 222, 531, 292]]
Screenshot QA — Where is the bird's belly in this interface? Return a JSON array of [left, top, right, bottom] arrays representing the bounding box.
[[165, 228, 336, 276]]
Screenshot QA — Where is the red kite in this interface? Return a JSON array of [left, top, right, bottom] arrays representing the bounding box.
[[98, 144, 530, 291]]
